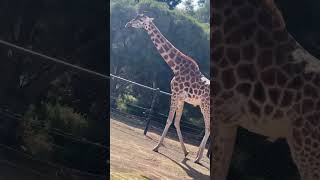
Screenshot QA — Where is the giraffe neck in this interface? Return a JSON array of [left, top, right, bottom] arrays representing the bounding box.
[[144, 21, 199, 74]]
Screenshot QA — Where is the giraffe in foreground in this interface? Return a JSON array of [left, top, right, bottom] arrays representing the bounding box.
[[212, 0, 320, 179], [125, 14, 210, 163]]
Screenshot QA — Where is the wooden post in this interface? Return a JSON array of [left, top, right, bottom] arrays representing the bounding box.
[[143, 88, 160, 135]]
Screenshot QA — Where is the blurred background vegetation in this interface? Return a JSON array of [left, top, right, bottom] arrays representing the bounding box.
[[0, 0, 107, 178], [111, 0, 320, 180]]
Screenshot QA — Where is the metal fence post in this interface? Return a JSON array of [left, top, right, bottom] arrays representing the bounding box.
[[143, 88, 160, 135]]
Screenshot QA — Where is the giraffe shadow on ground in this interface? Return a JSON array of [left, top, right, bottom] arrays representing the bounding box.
[[158, 152, 209, 180]]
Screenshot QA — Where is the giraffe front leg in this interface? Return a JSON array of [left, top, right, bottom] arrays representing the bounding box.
[[173, 101, 189, 157], [211, 126, 237, 180], [152, 97, 177, 152]]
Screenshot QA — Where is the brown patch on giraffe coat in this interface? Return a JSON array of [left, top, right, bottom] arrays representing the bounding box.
[[226, 47, 241, 65], [268, 88, 281, 105], [261, 69, 276, 86], [159, 47, 164, 54], [257, 8, 273, 30], [306, 113, 319, 126], [280, 90, 294, 107], [236, 83, 252, 97], [256, 29, 274, 48], [313, 75, 320, 87], [264, 104, 273, 115], [241, 44, 256, 61], [293, 117, 303, 127], [224, 15, 239, 34], [253, 82, 266, 103], [237, 64, 257, 81], [232, 0, 244, 6], [303, 84, 318, 98], [248, 100, 261, 116], [225, 30, 243, 44], [301, 99, 314, 114], [221, 68, 236, 89], [238, 6, 254, 19], [276, 70, 288, 85], [288, 76, 303, 90], [293, 128, 303, 146], [303, 73, 314, 82], [175, 56, 182, 64], [181, 69, 188, 76], [163, 44, 169, 51], [273, 110, 284, 119], [257, 50, 273, 69], [302, 122, 312, 136], [167, 60, 175, 68], [219, 58, 230, 68], [212, 81, 221, 96], [273, 29, 289, 42], [169, 51, 176, 59]]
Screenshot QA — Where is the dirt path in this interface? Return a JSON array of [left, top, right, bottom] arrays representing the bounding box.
[[110, 116, 210, 180]]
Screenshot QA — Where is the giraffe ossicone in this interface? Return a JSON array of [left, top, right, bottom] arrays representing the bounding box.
[[212, 0, 320, 179], [126, 14, 210, 163]]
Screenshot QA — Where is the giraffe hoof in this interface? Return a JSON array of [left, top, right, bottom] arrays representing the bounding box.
[[152, 146, 159, 152], [193, 159, 200, 164], [184, 151, 189, 157]]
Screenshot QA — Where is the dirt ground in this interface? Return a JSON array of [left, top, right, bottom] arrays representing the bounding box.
[[110, 114, 210, 180]]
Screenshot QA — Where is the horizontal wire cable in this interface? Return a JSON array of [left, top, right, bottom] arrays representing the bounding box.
[[111, 74, 172, 96], [0, 39, 109, 79]]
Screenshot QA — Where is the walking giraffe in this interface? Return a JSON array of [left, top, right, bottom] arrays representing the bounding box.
[[212, 0, 320, 179], [125, 14, 210, 163]]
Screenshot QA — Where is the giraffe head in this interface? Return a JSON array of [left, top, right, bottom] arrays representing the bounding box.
[[125, 14, 154, 29]]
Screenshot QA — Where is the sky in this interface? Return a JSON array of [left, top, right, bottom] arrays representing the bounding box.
[[176, 0, 200, 10]]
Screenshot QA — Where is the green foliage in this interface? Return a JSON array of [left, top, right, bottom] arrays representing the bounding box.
[[193, 0, 210, 23], [116, 94, 138, 111], [21, 103, 88, 159], [155, 0, 181, 9]]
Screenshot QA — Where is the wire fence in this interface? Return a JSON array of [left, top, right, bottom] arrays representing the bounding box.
[[110, 73, 211, 151]]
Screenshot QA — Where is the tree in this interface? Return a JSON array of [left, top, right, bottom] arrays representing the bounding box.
[[183, 0, 195, 16], [194, 0, 209, 23], [155, 0, 182, 9]]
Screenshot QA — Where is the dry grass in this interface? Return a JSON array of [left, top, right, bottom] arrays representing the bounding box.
[[110, 116, 210, 180]]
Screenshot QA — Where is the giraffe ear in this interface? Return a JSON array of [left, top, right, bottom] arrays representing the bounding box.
[[148, 17, 154, 21]]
